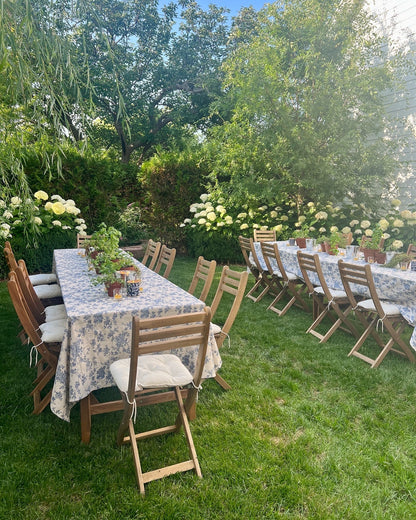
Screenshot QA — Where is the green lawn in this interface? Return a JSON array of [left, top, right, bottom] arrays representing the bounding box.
[[1, 256, 416, 519]]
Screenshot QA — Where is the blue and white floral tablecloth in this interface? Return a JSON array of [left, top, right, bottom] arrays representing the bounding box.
[[253, 241, 416, 350], [51, 249, 221, 422]]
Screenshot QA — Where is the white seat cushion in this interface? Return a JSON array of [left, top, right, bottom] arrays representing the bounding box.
[[39, 318, 67, 343], [286, 271, 299, 281], [357, 299, 401, 316], [29, 273, 57, 286], [34, 284, 62, 299], [315, 287, 347, 299], [110, 354, 193, 392], [211, 323, 222, 336], [44, 304, 67, 322]]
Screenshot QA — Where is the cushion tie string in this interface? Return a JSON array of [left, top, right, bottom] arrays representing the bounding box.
[[30, 342, 42, 367], [191, 381, 202, 391], [218, 330, 231, 348], [377, 314, 387, 333], [327, 298, 334, 311], [125, 392, 137, 423]]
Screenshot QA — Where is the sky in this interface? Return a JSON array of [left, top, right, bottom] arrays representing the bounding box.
[[192, 0, 266, 19]]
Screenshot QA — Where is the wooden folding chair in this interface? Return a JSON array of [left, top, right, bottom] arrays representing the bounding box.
[[17, 259, 63, 305], [407, 244, 416, 259], [154, 244, 176, 279], [14, 263, 67, 325], [238, 236, 270, 302], [338, 260, 416, 368], [188, 256, 217, 302], [77, 233, 92, 248], [4, 241, 57, 286], [141, 239, 161, 270], [297, 251, 359, 343], [260, 241, 308, 316], [342, 232, 353, 245], [209, 266, 248, 390], [110, 308, 211, 495], [7, 273, 60, 414], [253, 229, 276, 242]]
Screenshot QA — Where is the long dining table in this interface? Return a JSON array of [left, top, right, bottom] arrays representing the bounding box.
[[253, 241, 416, 350], [51, 248, 222, 443]]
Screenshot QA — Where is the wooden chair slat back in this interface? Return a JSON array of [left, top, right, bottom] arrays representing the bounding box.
[[142, 239, 161, 270], [209, 266, 248, 347], [128, 308, 211, 399], [188, 256, 217, 302], [254, 229, 276, 242], [261, 242, 289, 281], [154, 244, 176, 279]]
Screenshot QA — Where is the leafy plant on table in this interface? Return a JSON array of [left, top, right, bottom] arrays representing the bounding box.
[[360, 225, 384, 250]]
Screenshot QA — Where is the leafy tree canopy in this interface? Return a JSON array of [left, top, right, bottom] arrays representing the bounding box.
[[208, 0, 412, 211]]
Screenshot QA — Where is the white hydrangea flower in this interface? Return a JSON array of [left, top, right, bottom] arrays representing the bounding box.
[[10, 196, 22, 206], [199, 210, 207, 217], [281, 215, 289, 221], [378, 219, 389, 231], [200, 193, 209, 202], [198, 218, 206, 225], [319, 227, 326, 233], [273, 224, 283, 232], [400, 209, 412, 219], [34, 190, 48, 201], [391, 199, 401, 207], [0, 200, 6, 208], [307, 202, 314, 207], [1, 223, 11, 231], [342, 226, 351, 234], [217, 222, 225, 227], [315, 211, 328, 220], [3, 210, 13, 219], [207, 211, 216, 222], [270, 211, 278, 218], [179, 223, 185, 227], [74, 218, 85, 224], [33, 217, 42, 225], [349, 220, 359, 226], [382, 233, 390, 239], [51, 194, 64, 202], [393, 219, 404, 227], [298, 215, 306, 223], [354, 229, 362, 235], [225, 216, 233, 224], [240, 223, 249, 230], [330, 226, 338, 233], [45, 201, 53, 211], [184, 218, 191, 224], [391, 239, 403, 250], [365, 229, 373, 236], [62, 225, 71, 230], [360, 220, 370, 229], [189, 205, 198, 213], [52, 220, 62, 226], [237, 212, 247, 219]]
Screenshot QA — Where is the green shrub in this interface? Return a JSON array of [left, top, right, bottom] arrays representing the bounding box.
[[139, 149, 209, 247]]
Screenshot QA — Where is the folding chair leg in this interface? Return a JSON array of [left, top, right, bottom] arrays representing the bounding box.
[[129, 420, 145, 495], [214, 373, 231, 390], [175, 387, 202, 479]]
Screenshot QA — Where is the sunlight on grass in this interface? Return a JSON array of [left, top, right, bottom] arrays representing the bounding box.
[[2, 257, 416, 519]]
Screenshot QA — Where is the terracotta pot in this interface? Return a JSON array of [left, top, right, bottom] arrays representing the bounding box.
[[375, 251, 386, 264], [324, 242, 337, 255], [362, 248, 380, 262], [296, 238, 307, 249], [105, 281, 122, 297]]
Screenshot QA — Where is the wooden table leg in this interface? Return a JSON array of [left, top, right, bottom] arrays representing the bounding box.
[[80, 394, 92, 444]]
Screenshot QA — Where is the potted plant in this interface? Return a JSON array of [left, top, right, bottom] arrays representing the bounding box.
[[326, 231, 348, 255], [293, 224, 310, 249], [360, 226, 384, 262], [91, 257, 123, 297]]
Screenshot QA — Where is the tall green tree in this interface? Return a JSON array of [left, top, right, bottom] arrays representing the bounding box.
[[209, 0, 410, 210], [57, 0, 230, 163]]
